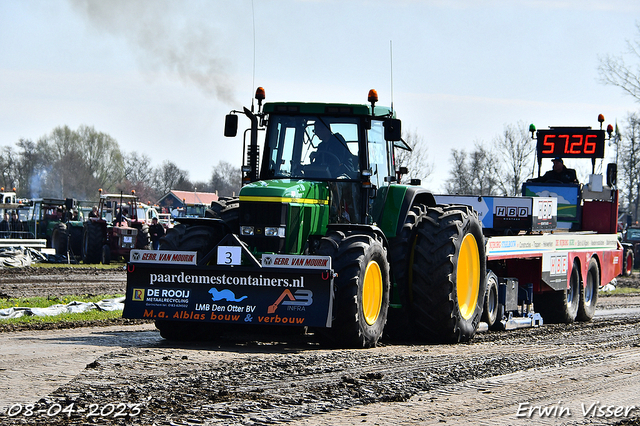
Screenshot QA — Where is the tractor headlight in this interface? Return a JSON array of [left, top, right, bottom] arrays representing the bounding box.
[[240, 226, 254, 236], [265, 226, 285, 237]]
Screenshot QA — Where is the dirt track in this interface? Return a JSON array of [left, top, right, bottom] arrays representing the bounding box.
[[1, 269, 640, 425]]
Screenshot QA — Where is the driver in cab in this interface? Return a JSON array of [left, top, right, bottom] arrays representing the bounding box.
[[311, 121, 356, 178], [529, 157, 578, 184]]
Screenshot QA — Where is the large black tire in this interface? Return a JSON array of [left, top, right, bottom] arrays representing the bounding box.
[[101, 244, 111, 265], [136, 223, 150, 249], [159, 224, 225, 262], [623, 247, 634, 277], [482, 270, 500, 329], [68, 225, 83, 258], [155, 223, 227, 341], [536, 259, 581, 324], [316, 230, 390, 348], [387, 204, 427, 339], [208, 197, 240, 233], [409, 205, 487, 343], [577, 258, 599, 322], [82, 222, 103, 264], [51, 223, 68, 255]]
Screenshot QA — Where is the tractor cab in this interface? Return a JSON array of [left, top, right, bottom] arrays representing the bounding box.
[[224, 88, 408, 254]]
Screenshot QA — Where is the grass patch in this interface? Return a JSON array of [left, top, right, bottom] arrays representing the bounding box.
[[0, 309, 123, 325], [0, 294, 125, 325], [600, 287, 640, 296], [0, 294, 124, 309]]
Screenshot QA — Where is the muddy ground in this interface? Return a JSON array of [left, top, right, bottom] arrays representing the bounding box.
[[1, 268, 640, 425]]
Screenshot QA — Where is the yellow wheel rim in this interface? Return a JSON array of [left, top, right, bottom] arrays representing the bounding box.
[[457, 233, 481, 320], [363, 260, 383, 325]]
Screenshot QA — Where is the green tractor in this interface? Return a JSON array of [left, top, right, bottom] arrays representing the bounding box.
[[125, 88, 486, 348], [23, 198, 85, 257]]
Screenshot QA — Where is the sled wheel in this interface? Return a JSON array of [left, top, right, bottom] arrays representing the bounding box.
[[482, 270, 500, 329], [536, 259, 580, 324], [410, 205, 486, 343], [577, 258, 599, 321]]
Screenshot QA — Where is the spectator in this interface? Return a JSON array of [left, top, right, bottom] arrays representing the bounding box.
[[10, 212, 23, 238], [149, 217, 165, 250], [0, 213, 9, 238], [89, 206, 99, 218]]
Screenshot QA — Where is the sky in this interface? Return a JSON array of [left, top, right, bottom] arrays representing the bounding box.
[[1, 0, 640, 192]]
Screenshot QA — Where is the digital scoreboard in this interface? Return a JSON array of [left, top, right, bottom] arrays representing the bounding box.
[[536, 128, 606, 159]]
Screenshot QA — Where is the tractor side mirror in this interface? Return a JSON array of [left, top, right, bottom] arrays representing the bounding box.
[[383, 119, 402, 141], [606, 163, 617, 187], [224, 114, 238, 137]]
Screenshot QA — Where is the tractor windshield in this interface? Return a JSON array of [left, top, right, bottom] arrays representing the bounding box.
[[263, 115, 360, 180]]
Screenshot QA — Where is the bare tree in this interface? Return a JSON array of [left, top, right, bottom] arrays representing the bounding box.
[[153, 161, 191, 195], [15, 139, 42, 198], [598, 22, 640, 103], [444, 149, 471, 194], [395, 130, 433, 183], [34, 125, 124, 199], [616, 113, 640, 220], [493, 122, 536, 196], [0, 146, 19, 191], [445, 141, 501, 196], [210, 160, 241, 196]]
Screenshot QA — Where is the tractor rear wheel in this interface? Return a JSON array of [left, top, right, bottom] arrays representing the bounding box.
[[409, 205, 486, 343], [82, 222, 103, 264], [51, 223, 68, 255], [316, 230, 390, 348], [68, 225, 83, 258], [387, 204, 426, 339], [155, 224, 227, 341], [101, 244, 111, 265], [577, 258, 599, 321]]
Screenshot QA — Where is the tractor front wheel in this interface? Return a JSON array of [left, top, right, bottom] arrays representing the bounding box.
[[316, 231, 390, 348], [154, 224, 226, 341]]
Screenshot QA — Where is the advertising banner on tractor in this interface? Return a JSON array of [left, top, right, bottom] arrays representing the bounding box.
[[123, 264, 334, 328]]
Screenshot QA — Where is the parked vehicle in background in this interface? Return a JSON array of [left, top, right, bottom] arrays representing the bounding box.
[[83, 191, 150, 264], [622, 226, 640, 269], [157, 213, 174, 229], [172, 203, 208, 218], [21, 198, 88, 257]]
